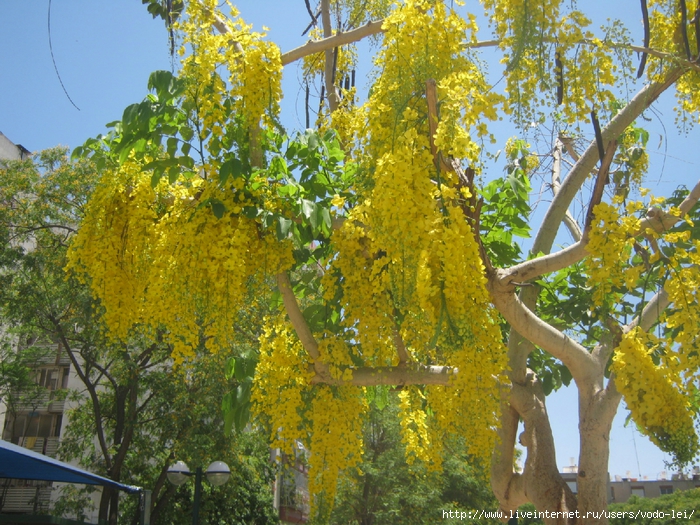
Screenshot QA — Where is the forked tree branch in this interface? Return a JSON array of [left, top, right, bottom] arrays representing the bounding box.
[[499, 241, 589, 286], [629, 288, 671, 333], [502, 178, 700, 286], [532, 67, 684, 258], [492, 371, 576, 519], [489, 280, 599, 382], [497, 141, 616, 287], [641, 178, 700, 233]]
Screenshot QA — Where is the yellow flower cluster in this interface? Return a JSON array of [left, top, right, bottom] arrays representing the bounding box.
[[252, 319, 366, 516], [398, 387, 432, 466], [251, 317, 312, 453], [588, 192, 700, 463], [645, 0, 700, 126], [67, 162, 293, 364], [307, 385, 366, 515], [483, 0, 623, 125], [585, 201, 643, 309], [66, 160, 159, 339], [611, 328, 698, 463], [177, 0, 282, 145], [663, 238, 700, 384], [67, 1, 289, 363], [322, 0, 508, 469], [255, 4, 509, 507]]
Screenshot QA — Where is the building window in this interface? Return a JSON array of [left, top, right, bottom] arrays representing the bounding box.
[[36, 367, 69, 391], [61, 367, 70, 389], [2, 414, 63, 444], [631, 487, 645, 497], [660, 486, 673, 495]]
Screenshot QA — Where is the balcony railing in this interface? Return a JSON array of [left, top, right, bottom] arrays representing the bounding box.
[[8, 392, 65, 413]]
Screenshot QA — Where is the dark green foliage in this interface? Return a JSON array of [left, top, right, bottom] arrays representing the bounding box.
[[329, 395, 497, 525], [0, 151, 277, 525], [479, 158, 532, 269], [608, 488, 700, 524]]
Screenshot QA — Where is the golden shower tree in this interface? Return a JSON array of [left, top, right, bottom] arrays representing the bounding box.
[[69, 0, 700, 522]]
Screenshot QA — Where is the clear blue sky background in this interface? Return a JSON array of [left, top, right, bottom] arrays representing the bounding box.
[[1, 1, 698, 481]]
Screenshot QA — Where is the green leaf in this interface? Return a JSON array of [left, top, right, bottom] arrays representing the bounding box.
[[224, 357, 236, 381], [542, 373, 554, 396], [320, 206, 332, 235], [374, 385, 389, 410], [168, 165, 179, 183], [560, 364, 572, 387], [210, 200, 226, 219], [241, 206, 259, 219], [233, 355, 256, 381], [302, 304, 327, 332], [122, 103, 141, 131], [147, 70, 185, 100], [270, 155, 288, 177], [301, 199, 315, 220], [276, 217, 292, 240], [309, 204, 321, 230], [306, 129, 319, 151], [180, 125, 194, 142], [222, 391, 236, 434], [166, 137, 178, 156], [219, 157, 242, 186], [234, 382, 252, 433]]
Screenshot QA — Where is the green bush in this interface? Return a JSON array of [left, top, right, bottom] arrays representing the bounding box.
[[608, 488, 700, 524]]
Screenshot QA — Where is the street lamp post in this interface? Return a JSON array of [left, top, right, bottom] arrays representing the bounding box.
[[167, 460, 231, 525]]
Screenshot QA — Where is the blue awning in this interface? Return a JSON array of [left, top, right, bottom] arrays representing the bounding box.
[[0, 439, 141, 494]]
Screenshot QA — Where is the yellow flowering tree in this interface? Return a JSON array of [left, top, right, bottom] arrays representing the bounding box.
[[70, 0, 700, 523]]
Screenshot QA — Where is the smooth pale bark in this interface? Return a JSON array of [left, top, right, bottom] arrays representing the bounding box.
[[489, 64, 693, 525], [577, 377, 621, 525], [281, 19, 386, 65], [493, 372, 577, 525]]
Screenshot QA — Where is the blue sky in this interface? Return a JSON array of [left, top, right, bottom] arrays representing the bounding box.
[[1, 1, 698, 481]]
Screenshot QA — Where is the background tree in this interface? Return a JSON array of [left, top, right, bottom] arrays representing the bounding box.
[[0, 150, 277, 525], [331, 391, 498, 525], [0, 341, 54, 443], [67, 1, 700, 524]]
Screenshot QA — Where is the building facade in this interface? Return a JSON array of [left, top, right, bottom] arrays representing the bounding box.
[[0, 134, 92, 519], [560, 465, 700, 504]]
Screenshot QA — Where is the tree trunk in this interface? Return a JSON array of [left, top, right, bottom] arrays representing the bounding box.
[[109, 489, 120, 525], [98, 486, 112, 523], [576, 383, 621, 525], [492, 372, 577, 525]]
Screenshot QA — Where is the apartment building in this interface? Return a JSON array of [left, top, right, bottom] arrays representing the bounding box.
[[0, 341, 75, 514], [560, 464, 700, 504], [0, 133, 86, 517], [0, 132, 30, 164]]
